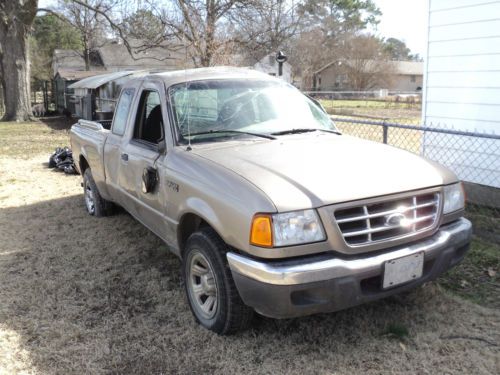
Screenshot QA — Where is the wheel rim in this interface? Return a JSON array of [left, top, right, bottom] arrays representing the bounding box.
[[187, 251, 218, 320], [84, 181, 96, 214]]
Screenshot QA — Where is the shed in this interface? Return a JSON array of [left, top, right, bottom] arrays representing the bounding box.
[[68, 70, 151, 120], [53, 69, 104, 113]]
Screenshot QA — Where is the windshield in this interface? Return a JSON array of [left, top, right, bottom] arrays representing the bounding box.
[[169, 79, 338, 143]]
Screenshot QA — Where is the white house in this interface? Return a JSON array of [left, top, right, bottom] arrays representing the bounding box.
[[422, 0, 500, 190]]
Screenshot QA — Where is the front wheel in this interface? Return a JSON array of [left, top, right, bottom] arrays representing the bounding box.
[[183, 227, 253, 334]]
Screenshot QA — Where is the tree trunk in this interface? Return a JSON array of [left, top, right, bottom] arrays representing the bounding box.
[[202, 0, 216, 67], [83, 35, 91, 70], [0, 0, 38, 122]]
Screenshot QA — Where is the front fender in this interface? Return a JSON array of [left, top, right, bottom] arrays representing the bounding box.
[[176, 197, 225, 248]]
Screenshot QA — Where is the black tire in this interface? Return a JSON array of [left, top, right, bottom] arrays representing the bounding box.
[[183, 227, 253, 334], [83, 168, 114, 217]]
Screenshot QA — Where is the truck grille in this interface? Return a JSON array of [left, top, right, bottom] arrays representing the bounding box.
[[334, 192, 440, 246]]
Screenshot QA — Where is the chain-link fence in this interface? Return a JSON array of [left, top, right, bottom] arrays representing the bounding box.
[[332, 116, 500, 242]]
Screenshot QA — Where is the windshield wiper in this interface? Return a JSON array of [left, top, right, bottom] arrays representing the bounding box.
[[185, 129, 276, 140], [270, 128, 341, 136]]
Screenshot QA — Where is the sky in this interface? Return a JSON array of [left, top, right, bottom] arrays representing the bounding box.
[[373, 0, 427, 57], [38, 0, 428, 57], [38, 0, 56, 9]]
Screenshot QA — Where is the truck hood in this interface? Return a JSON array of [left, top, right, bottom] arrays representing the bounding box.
[[190, 133, 456, 212]]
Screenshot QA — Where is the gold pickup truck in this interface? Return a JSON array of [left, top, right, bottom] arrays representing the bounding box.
[[70, 67, 472, 334]]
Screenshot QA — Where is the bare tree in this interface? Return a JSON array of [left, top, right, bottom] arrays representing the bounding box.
[[54, 0, 114, 70], [139, 0, 251, 67], [63, 0, 246, 68], [291, 28, 330, 89], [55, 1, 304, 69], [291, 0, 383, 88], [232, 0, 303, 61], [341, 36, 394, 90], [0, 0, 38, 121]]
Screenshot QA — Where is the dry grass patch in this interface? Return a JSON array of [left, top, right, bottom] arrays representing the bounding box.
[[0, 121, 499, 374], [0, 120, 72, 159]]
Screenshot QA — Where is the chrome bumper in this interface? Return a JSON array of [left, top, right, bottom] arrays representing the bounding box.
[[227, 218, 472, 286]]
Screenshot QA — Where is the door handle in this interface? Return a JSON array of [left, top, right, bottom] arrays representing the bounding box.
[[121, 153, 128, 161]]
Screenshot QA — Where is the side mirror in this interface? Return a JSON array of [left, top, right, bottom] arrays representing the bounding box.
[[142, 167, 158, 194], [158, 137, 167, 154]]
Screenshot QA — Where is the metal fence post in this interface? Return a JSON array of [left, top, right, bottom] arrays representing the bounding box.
[[382, 121, 388, 144]]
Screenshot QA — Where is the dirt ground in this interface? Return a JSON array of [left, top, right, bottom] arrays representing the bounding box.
[[0, 121, 499, 374]]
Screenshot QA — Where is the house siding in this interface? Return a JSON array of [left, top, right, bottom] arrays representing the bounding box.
[[316, 64, 347, 91], [422, 0, 500, 188], [391, 74, 423, 91]]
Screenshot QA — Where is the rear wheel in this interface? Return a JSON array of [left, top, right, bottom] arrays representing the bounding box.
[[83, 168, 114, 217], [183, 227, 253, 334]]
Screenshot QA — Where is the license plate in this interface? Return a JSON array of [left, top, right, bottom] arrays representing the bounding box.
[[383, 252, 424, 289]]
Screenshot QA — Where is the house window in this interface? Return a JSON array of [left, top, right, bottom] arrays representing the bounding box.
[[334, 74, 346, 88], [411, 75, 416, 83]]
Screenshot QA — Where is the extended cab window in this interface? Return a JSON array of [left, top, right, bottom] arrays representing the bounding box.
[[133, 90, 164, 145], [112, 88, 135, 135]]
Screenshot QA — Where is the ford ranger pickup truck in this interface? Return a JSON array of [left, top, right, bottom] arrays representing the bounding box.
[[70, 67, 472, 334]]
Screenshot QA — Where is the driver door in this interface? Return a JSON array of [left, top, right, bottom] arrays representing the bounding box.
[[117, 82, 174, 241]]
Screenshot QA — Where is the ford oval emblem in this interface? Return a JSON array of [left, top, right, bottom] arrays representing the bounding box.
[[385, 213, 406, 226]]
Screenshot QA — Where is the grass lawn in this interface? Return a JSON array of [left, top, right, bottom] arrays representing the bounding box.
[[439, 236, 499, 307], [0, 120, 72, 158]]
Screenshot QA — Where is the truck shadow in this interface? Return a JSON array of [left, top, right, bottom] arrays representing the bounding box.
[[0, 195, 491, 374], [39, 116, 76, 131]]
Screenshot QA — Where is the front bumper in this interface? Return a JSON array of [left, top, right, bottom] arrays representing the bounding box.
[[227, 218, 472, 318]]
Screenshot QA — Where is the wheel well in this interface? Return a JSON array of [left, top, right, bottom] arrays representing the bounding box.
[[80, 156, 89, 174], [178, 213, 209, 255]]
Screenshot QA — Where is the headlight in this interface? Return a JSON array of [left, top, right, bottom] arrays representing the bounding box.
[[250, 209, 326, 247], [443, 183, 465, 214]]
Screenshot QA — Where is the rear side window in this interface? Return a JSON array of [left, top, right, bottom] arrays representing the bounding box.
[[112, 88, 135, 135]]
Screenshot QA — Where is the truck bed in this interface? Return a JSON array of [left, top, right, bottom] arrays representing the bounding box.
[[70, 120, 109, 185]]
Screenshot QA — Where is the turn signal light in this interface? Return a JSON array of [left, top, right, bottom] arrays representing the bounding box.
[[250, 214, 273, 247]]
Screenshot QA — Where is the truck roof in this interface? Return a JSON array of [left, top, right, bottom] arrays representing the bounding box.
[[140, 66, 281, 87]]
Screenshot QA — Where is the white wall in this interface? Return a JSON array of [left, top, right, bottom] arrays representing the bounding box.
[[422, 0, 500, 187]]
